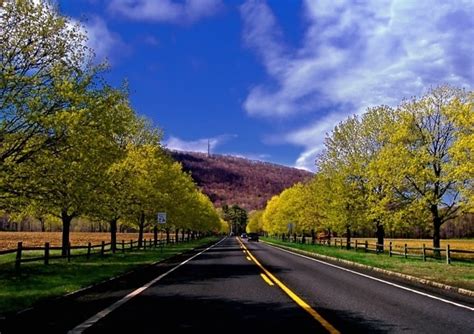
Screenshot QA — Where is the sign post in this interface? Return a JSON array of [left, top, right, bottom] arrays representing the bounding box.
[[157, 212, 167, 224]]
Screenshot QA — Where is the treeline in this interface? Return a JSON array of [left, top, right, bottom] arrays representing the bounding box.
[[249, 86, 473, 248], [0, 1, 226, 255]]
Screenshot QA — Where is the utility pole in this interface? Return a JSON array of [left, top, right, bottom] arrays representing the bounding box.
[[207, 139, 211, 157]]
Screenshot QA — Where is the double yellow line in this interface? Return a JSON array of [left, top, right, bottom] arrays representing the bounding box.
[[238, 238, 340, 334]]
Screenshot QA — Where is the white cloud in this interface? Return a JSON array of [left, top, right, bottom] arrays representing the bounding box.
[[240, 0, 474, 170], [83, 16, 126, 63], [108, 0, 223, 24], [164, 134, 236, 153]]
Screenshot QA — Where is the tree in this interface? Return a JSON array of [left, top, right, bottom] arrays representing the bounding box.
[[92, 116, 161, 251], [317, 117, 369, 248], [246, 210, 264, 234], [223, 204, 247, 234], [21, 85, 135, 255], [1, 0, 91, 174], [377, 86, 472, 250]]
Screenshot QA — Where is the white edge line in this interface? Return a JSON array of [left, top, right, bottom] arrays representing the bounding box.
[[68, 237, 227, 333], [263, 242, 474, 312]]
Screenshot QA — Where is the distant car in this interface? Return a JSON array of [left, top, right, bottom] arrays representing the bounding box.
[[248, 233, 259, 242], [240, 233, 247, 239]]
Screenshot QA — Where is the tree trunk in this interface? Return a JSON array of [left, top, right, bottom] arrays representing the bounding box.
[[39, 217, 45, 232], [110, 218, 118, 253], [166, 228, 170, 244], [61, 210, 74, 256], [430, 205, 442, 258], [181, 229, 185, 242], [138, 211, 145, 248], [311, 229, 315, 244], [153, 225, 158, 246], [175, 229, 179, 243], [346, 227, 351, 250], [376, 221, 384, 252], [431, 205, 442, 257]]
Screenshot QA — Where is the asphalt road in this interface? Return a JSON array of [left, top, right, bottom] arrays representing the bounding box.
[[3, 237, 473, 333]]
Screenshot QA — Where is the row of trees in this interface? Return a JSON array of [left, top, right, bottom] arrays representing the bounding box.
[[257, 86, 473, 249], [0, 0, 225, 254]]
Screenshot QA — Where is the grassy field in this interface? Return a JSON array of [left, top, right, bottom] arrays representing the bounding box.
[[262, 237, 474, 291], [0, 236, 219, 315], [0, 232, 166, 250]]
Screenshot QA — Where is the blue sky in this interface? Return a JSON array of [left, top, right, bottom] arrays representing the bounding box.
[[58, 0, 474, 171]]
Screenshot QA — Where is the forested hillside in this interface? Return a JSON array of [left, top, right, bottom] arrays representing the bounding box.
[[170, 151, 313, 210]]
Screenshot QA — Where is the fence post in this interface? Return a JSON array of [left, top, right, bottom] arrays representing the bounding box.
[[389, 242, 392, 257], [15, 242, 23, 271], [446, 244, 451, 265], [87, 242, 91, 259], [68, 242, 71, 262], [122, 240, 125, 253], [422, 244, 426, 261], [101, 241, 105, 256], [404, 243, 407, 259], [355, 240, 358, 251], [144, 238, 147, 250], [44, 242, 50, 265], [365, 240, 368, 253], [130, 240, 133, 250]]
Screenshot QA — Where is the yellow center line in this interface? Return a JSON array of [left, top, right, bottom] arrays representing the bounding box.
[[237, 237, 340, 334], [260, 273, 274, 286]]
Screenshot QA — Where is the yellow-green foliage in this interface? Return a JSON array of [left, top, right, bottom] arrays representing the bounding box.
[[261, 86, 473, 245], [246, 210, 263, 233], [0, 0, 221, 251]]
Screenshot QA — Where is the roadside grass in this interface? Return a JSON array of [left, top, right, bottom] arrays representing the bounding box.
[[0, 237, 219, 315], [261, 237, 474, 291]]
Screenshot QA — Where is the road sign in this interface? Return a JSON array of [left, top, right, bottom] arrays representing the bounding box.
[[157, 212, 167, 224]]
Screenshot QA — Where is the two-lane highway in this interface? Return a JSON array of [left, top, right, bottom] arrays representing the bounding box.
[[70, 237, 473, 333], [77, 237, 328, 333]]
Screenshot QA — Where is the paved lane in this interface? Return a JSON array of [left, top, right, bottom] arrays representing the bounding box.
[[83, 237, 328, 333], [243, 239, 474, 333]]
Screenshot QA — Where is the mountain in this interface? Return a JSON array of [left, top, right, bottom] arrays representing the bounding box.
[[169, 151, 313, 211]]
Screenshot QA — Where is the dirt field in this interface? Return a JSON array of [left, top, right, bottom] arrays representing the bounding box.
[[0, 232, 166, 250]]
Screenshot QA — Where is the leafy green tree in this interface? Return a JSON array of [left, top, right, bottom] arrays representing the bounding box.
[[0, 0, 92, 181], [246, 210, 264, 234], [377, 86, 472, 250], [22, 85, 134, 254], [92, 116, 161, 251], [223, 204, 247, 234], [317, 117, 369, 248]]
